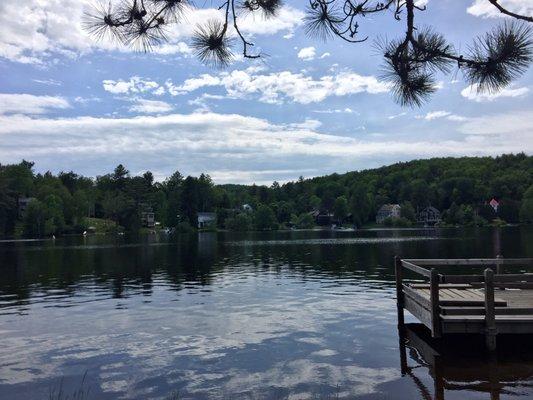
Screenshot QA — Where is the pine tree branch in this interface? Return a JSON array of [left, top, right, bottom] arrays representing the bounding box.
[[487, 0, 533, 23]]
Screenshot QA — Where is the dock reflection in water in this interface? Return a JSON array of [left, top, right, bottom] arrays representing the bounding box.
[[399, 323, 533, 400]]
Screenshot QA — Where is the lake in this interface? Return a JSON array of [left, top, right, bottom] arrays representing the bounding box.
[[1, 227, 533, 399]]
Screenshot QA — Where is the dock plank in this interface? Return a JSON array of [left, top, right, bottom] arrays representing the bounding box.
[[409, 286, 507, 306]]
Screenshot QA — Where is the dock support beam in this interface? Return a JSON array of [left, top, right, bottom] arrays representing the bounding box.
[[484, 268, 497, 352], [395, 256, 405, 331], [430, 268, 442, 338]]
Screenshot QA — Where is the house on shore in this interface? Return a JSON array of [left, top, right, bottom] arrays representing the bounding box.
[[139, 204, 156, 228], [308, 210, 335, 226], [376, 204, 401, 224], [242, 204, 253, 212], [197, 212, 217, 229], [141, 211, 155, 228], [489, 198, 500, 213], [416, 206, 441, 226]]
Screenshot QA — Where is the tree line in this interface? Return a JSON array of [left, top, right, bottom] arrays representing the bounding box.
[[1, 153, 532, 238]]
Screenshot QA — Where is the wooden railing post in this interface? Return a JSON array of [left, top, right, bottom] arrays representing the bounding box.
[[496, 254, 503, 275], [484, 268, 497, 352], [430, 268, 442, 338], [395, 256, 405, 330], [495, 254, 504, 290]]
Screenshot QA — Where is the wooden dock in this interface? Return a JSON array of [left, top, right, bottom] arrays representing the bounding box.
[[395, 256, 533, 352]]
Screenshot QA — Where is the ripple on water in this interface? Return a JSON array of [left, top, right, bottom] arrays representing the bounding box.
[[226, 236, 442, 246]]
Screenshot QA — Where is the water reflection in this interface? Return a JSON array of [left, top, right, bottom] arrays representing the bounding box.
[[399, 323, 533, 400], [0, 227, 532, 399]]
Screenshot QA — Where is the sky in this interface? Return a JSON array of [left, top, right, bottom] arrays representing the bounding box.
[[0, 0, 532, 185]]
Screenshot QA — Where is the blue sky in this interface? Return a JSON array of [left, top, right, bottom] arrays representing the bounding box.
[[0, 0, 532, 184]]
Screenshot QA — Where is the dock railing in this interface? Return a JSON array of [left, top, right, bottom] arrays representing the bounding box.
[[395, 256, 533, 351]]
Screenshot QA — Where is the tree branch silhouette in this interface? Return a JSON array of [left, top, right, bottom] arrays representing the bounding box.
[[84, 0, 533, 106], [487, 0, 533, 23]]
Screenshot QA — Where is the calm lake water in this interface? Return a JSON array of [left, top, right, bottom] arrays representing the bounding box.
[[1, 227, 533, 400]]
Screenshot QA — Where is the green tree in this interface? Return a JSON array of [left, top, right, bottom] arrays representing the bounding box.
[[400, 201, 416, 222], [197, 174, 214, 212], [0, 180, 17, 236], [296, 213, 315, 229], [43, 194, 65, 234], [275, 201, 293, 224], [164, 170, 183, 227], [520, 186, 533, 223], [23, 200, 47, 237], [499, 200, 520, 223], [112, 164, 129, 190], [309, 195, 321, 210], [254, 205, 278, 231], [349, 184, 372, 227], [333, 196, 348, 223], [408, 179, 431, 208], [443, 202, 464, 225], [226, 213, 252, 231], [180, 176, 199, 224]]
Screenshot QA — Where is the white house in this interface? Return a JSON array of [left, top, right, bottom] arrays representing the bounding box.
[[197, 212, 217, 229], [141, 211, 155, 228], [376, 204, 401, 224]]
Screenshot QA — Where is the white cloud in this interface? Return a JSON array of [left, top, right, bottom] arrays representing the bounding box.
[[165, 69, 389, 104], [239, 6, 304, 35], [0, 0, 91, 64], [152, 42, 192, 55], [447, 114, 468, 122], [32, 79, 62, 86], [0, 109, 531, 184], [74, 96, 101, 104], [416, 110, 467, 122], [313, 108, 356, 114], [102, 77, 162, 95], [461, 84, 529, 102], [288, 119, 323, 130], [319, 52, 330, 59], [457, 109, 533, 135], [387, 112, 407, 120], [0, 93, 70, 115], [169, 74, 222, 94], [467, 0, 533, 18], [129, 99, 173, 114], [419, 110, 451, 120], [153, 87, 166, 96], [0, 1, 303, 64], [298, 47, 316, 61]]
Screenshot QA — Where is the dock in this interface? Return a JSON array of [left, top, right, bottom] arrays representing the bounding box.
[[395, 256, 533, 352]]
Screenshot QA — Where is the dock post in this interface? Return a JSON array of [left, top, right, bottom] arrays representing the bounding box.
[[430, 268, 442, 338], [394, 256, 405, 331], [484, 268, 497, 352], [496, 254, 504, 290], [496, 254, 503, 275]]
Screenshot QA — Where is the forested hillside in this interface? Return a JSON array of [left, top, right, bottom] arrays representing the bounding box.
[[1, 154, 532, 238]]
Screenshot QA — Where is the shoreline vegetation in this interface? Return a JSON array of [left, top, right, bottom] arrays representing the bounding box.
[[1, 154, 532, 239]]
